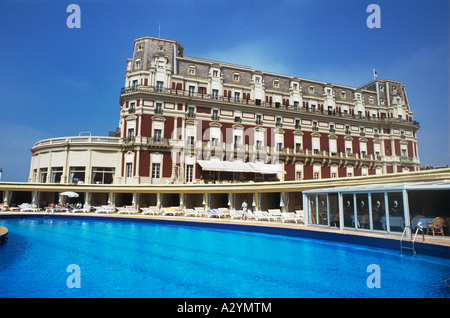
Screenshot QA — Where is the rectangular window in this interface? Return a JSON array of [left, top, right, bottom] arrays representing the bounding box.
[[212, 89, 218, 100], [329, 124, 335, 133], [276, 142, 283, 152], [276, 117, 282, 127], [51, 167, 63, 184], [129, 102, 136, 113], [126, 163, 133, 178], [151, 163, 161, 179], [187, 136, 195, 146], [156, 81, 164, 92], [155, 102, 163, 114], [92, 167, 115, 184], [256, 114, 263, 125], [70, 166, 85, 184], [233, 73, 240, 82], [39, 168, 48, 183], [212, 109, 219, 120], [234, 135, 241, 148], [127, 128, 135, 142], [187, 106, 195, 118], [186, 164, 194, 183], [234, 92, 240, 103], [312, 121, 318, 131], [188, 86, 195, 96], [153, 129, 162, 142]]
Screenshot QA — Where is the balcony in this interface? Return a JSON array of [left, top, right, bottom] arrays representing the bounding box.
[[120, 84, 420, 128]]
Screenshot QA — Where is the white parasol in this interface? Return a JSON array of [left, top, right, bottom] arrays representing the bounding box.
[[60, 191, 79, 198]]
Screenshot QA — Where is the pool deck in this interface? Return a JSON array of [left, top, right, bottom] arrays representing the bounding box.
[[2, 211, 449, 248]]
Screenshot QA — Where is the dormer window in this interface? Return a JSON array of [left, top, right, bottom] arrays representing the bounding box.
[[309, 86, 315, 94], [254, 76, 260, 84], [135, 59, 141, 69], [233, 73, 240, 82], [212, 70, 218, 77], [188, 66, 196, 75], [341, 91, 346, 99], [273, 80, 279, 88]]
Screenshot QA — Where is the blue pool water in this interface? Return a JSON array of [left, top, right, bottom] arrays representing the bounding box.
[[0, 217, 449, 298]]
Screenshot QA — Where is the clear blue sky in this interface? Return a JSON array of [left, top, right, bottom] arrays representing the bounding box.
[[0, 0, 448, 182]]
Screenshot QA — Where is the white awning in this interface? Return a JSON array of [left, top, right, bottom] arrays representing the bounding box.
[[197, 160, 226, 171], [197, 160, 284, 174], [248, 162, 285, 174]]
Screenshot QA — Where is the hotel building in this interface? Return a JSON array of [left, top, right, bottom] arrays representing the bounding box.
[[29, 36, 421, 185]]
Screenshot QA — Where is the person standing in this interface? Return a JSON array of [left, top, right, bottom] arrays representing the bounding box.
[[241, 199, 248, 220]]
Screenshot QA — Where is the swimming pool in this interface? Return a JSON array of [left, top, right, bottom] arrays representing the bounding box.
[[0, 216, 449, 298]]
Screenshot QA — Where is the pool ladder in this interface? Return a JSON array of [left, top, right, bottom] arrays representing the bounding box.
[[400, 225, 424, 255]]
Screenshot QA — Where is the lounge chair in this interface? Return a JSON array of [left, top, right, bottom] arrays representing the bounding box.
[[281, 212, 303, 223], [117, 207, 129, 214], [207, 209, 225, 218], [194, 207, 207, 217], [427, 217, 445, 236], [184, 208, 197, 217], [125, 205, 139, 214], [267, 209, 282, 221], [230, 210, 243, 219], [295, 210, 304, 224], [94, 205, 116, 214], [217, 208, 231, 217], [254, 211, 275, 221], [76, 204, 91, 213], [70, 205, 83, 213], [19, 203, 40, 212], [142, 206, 161, 215], [162, 207, 182, 216]]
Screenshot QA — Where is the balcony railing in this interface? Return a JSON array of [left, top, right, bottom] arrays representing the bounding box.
[[118, 135, 420, 165], [120, 84, 420, 127]]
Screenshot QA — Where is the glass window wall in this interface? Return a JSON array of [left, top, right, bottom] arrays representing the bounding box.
[[356, 194, 369, 229], [371, 193, 386, 231], [309, 194, 317, 225], [387, 192, 405, 233], [343, 193, 354, 228], [328, 193, 339, 228], [318, 194, 328, 225]]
